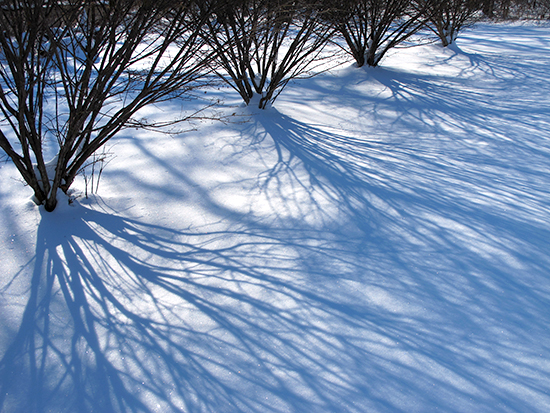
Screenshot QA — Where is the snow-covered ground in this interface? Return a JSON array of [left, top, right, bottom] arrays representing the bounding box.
[[1, 23, 550, 412]]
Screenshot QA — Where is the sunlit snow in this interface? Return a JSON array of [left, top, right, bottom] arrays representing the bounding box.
[[1, 22, 550, 413]]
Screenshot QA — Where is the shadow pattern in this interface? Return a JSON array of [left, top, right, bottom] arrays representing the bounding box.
[[2, 25, 550, 413]]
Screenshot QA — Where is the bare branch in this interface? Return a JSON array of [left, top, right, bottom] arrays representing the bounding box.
[[200, 0, 336, 108], [0, 0, 213, 211]]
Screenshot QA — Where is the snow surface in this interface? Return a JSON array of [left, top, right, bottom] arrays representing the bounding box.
[[1, 23, 550, 412]]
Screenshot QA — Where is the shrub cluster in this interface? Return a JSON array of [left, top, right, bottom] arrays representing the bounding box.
[[1, 0, 547, 211]]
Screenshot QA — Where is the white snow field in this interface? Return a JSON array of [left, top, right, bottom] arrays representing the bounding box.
[[1, 22, 550, 412]]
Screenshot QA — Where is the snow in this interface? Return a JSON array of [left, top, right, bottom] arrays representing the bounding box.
[[2, 23, 550, 412]]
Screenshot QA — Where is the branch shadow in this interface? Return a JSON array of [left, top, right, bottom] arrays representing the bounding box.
[[3, 179, 549, 412], [0, 202, 413, 413], [246, 43, 550, 408], [2, 26, 550, 412]]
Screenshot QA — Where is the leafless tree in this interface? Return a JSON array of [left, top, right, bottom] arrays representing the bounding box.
[[0, 0, 211, 211], [198, 0, 335, 109], [507, 0, 550, 17], [419, 0, 482, 46], [329, 0, 434, 67], [481, 0, 550, 18]]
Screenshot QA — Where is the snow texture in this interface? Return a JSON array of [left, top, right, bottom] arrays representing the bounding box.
[[1, 23, 550, 412]]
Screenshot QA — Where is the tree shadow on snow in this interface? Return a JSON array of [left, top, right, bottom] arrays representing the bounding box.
[[2, 34, 550, 412], [250, 59, 550, 409], [2, 173, 549, 413], [0, 202, 425, 413]]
